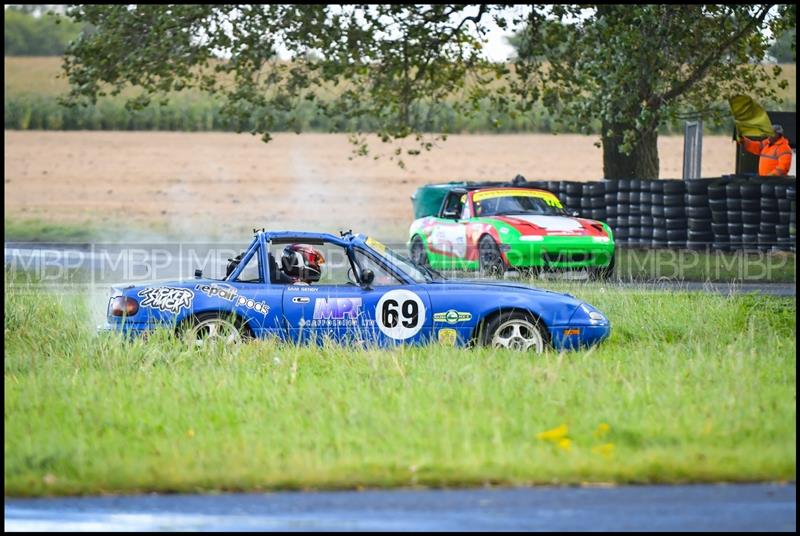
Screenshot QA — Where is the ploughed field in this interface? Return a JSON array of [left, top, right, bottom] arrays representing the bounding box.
[[5, 131, 739, 241]]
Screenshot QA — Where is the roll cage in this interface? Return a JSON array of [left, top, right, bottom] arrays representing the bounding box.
[[224, 231, 422, 286]]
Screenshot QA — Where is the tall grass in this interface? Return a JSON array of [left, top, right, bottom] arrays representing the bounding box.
[[5, 57, 796, 135], [4, 272, 795, 496]]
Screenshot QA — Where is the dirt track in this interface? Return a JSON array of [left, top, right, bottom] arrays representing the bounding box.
[[5, 131, 738, 240]]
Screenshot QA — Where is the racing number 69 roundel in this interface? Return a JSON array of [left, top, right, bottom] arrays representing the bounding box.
[[376, 289, 426, 340]]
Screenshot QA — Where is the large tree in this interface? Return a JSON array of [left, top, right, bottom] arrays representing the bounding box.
[[60, 4, 792, 177], [509, 4, 793, 179]]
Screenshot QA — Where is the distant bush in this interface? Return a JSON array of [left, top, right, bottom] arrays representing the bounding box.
[[4, 7, 84, 56]]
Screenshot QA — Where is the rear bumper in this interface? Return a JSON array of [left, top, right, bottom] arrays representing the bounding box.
[[97, 321, 154, 339]]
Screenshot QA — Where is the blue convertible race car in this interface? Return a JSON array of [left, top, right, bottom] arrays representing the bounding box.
[[100, 230, 610, 352]]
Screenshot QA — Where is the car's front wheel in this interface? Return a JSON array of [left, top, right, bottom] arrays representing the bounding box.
[[482, 311, 546, 353], [182, 312, 249, 347], [410, 236, 430, 268], [478, 235, 507, 277]]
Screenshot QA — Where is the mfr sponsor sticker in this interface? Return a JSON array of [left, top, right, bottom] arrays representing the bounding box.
[[303, 297, 369, 328], [473, 189, 563, 208], [433, 309, 472, 324], [292, 296, 310, 304], [376, 289, 425, 340], [288, 286, 319, 292], [195, 283, 270, 315], [138, 287, 193, 314], [438, 328, 457, 346]]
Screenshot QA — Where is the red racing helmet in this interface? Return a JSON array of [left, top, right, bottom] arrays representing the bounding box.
[[281, 244, 326, 283]]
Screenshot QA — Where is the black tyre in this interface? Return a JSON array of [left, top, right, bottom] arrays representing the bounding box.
[[685, 194, 709, 207], [651, 205, 665, 217], [686, 206, 711, 219], [741, 211, 760, 225], [662, 181, 686, 194], [665, 218, 687, 230], [666, 229, 687, 241], [481, 311, 547, 353], [726, 198, 742, 210], [711, 211, 727, 224], [760, 211, 778, 224], [739, 183, 761, 197], [663, 206, 686, 218], [707, 182, 727, 199], [565, 182, 582, 195], [663, 194, 684, 206], [726, 211, 743, 223], [740, 199, 760, 211], [478, 235, 507, 277], [708, 198, 727, 212], [410, 236, 430, 268], [685, 180, 710, 195]]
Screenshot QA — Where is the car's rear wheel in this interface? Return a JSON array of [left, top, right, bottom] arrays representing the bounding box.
[[482, 311, 546, 353], [182, 312, 249, 347], [478, 235, 507, 277], [410, 236, 430, 267]]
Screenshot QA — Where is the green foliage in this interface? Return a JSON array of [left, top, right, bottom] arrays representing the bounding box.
[[4, 7, 84, 56], [4, 275, 795, 496], [769, 27, 796, 62], [508, 4, 795, 178]]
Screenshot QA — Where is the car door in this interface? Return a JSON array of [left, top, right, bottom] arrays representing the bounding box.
[[278, 240, 431, 346], [428, 190, 469, 270]]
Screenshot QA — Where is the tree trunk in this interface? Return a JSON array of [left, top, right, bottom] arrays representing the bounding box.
[[601, 123, 660, 179]]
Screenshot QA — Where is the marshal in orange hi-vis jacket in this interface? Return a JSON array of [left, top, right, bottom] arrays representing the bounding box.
[[738, 124, 793, 176]]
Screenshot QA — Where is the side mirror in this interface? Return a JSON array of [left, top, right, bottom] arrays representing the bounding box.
[[360, 269, 375, 288], [194, 269, 203, 279]]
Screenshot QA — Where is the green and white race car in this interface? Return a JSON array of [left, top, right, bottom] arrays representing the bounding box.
[[408, 186, 615, 278]]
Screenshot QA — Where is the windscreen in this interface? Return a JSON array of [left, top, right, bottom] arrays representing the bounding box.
[[473, 189, 566, 217]]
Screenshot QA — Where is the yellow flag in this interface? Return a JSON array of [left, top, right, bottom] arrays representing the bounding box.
[[728, 95, 774, 138]]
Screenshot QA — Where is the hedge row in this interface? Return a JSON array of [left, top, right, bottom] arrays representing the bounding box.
[[4, 94, 741, 135]]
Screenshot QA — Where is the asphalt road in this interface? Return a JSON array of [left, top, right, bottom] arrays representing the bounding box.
[[3, 246, 796, 296], [4, 483, 795, 532]]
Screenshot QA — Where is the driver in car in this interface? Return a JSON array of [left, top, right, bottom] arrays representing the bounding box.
[[280, 244, 325, 285]]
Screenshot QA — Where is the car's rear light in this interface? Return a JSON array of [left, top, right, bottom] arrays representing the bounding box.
[[111, 296, 139, 317]]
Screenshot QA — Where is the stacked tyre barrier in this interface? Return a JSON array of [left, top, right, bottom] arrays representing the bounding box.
[[534, 177, 796, 252]]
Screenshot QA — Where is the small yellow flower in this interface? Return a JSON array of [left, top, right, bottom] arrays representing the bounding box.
[[557, 438, 573, 451], [593, 423, 610, 439], [592, 443, 615, 457], [187, 429, 195, 438], [536, 423, 569, 442]]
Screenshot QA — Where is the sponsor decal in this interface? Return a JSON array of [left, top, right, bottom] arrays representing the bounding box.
[[473, 189, 562, 208], [376, 289, 426, 340], [433, 309, 472, 324], [195, 283, 270, 315], [438, 328, 457, 346], [365, 237, 387, 256], [138, 287, 194, 314], [288, 286, 319, 292], [292, 296, 310, 304], [306, 297, 368, 327]]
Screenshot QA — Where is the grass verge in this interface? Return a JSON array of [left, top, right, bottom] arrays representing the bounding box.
[[4, 272, 795, 496]]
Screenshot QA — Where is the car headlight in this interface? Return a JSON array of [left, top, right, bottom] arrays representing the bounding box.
[[580, 303, 608, 324]]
